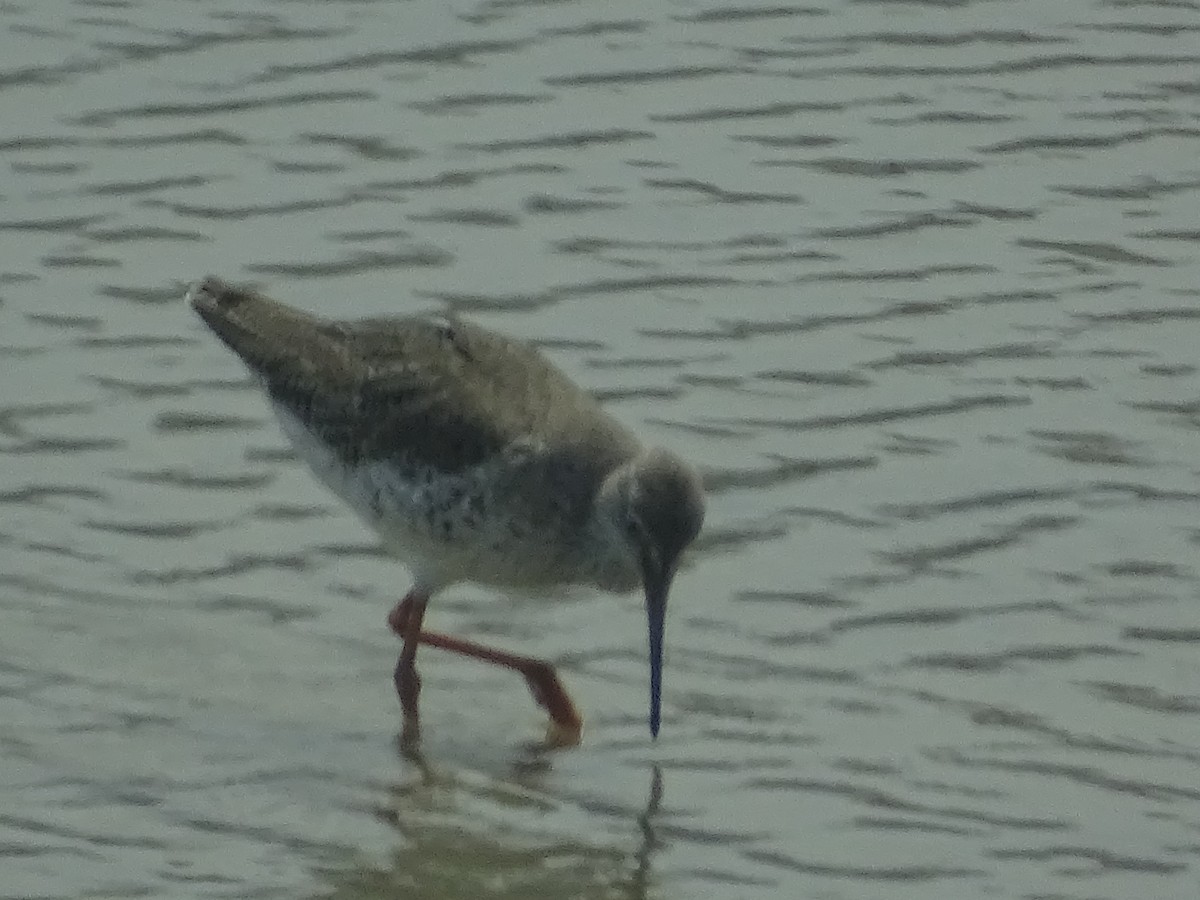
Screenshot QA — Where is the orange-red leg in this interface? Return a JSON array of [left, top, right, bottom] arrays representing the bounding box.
[[391, 589, 428, 744], [387, 595, 582, 744]]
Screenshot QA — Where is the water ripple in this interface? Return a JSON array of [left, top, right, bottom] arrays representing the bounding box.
[[4, 2, 1200, 898]]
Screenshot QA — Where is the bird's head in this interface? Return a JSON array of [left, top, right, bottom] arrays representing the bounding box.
[[619, 448, 705, 739]]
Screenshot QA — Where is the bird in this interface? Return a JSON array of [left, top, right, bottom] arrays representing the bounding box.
[[187, 276, 704, 745]]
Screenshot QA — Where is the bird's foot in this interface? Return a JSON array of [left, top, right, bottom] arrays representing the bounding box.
[[399, 714, 421, 750], [543, 717, 583, 748], [522, 660, 583, 745]]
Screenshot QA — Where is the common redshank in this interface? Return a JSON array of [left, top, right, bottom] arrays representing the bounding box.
[[188, 277, 704, 745]]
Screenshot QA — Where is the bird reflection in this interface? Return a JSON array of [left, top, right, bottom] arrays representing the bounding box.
[[321, 749, 669, 899], [627, 765, 665, 900]]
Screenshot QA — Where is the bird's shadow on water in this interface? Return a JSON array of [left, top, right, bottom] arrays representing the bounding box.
[[307, 739, 667, 900]]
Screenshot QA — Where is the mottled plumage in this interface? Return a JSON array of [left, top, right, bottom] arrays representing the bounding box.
[[188, 276, 704, 740]]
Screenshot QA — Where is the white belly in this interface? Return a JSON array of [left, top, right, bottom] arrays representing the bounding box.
[[271, 402, 616, 592]]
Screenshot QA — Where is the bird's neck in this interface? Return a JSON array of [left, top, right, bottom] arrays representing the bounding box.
[[582, 462, 640, 593]]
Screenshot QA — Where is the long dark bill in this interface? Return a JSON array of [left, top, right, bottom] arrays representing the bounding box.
[[645, 574, 670, 739]]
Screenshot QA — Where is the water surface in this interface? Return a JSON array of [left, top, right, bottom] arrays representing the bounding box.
[[2, 1, 1199, 898]]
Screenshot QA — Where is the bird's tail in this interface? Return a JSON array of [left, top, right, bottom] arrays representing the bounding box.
[[187, 276, 350, 386]]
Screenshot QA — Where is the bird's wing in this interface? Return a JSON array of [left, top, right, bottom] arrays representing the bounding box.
[[190, 277, 635, 474]]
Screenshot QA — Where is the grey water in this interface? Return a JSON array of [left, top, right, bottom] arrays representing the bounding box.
[[2, 1, 1199, 898]]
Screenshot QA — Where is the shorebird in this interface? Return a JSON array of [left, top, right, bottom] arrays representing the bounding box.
[[188, 277, 704, 745]]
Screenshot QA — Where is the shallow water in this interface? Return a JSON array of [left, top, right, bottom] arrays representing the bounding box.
[[3, 1, 1200, 898]]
